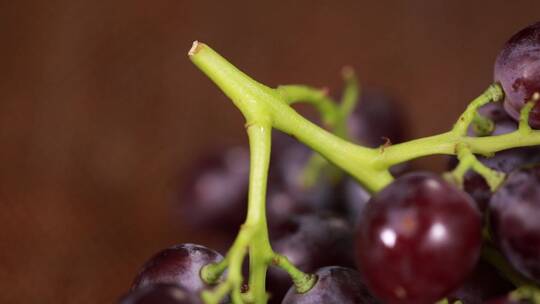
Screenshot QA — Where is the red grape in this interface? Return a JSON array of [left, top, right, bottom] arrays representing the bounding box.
[[494, 21, 540, 128], [356, 172, 482, 304]]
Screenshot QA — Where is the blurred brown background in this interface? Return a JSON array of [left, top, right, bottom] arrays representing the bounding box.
[[1, 0, 539, 302]]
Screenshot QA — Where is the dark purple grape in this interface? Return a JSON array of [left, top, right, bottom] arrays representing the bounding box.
[[269, 134, 376, 230], [356, 172, 482, 304], [489, 165, 540, 283], [270, 135, 337, 208], [281, 266, 380, 304], [465, 146, 540, 213], [273, 214, 355, 272], [340, 178, 371, 226], [494, 21, 540, 128], [460, 172, 493, 213], [348, 89, 406, 148], [447, 260, 513, 304], [267, 214, 355, 303], [119, 284, 201, 304], [267, 134, 343, 228], [131, 244, 224, 294], [346, 89, 410, 181], [178, 147, 249, 232], [266, 186, 314, 232]]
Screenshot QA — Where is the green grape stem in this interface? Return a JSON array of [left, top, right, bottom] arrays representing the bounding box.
[[446, 143, 506, 191], [510, 285, 540, 303], [279, 69, 359, 188], [189, 41, 540, 304], [271, 254, 317, 293]]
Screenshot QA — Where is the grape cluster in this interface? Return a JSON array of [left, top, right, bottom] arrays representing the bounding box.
[[490, 166, 540, 283], [120, 21, 540, 303], [122, 91, 404, 303]]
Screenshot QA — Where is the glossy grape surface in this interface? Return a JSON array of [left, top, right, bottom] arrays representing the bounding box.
[[494, 21, 540, 128], [490, 165, 540, 282], [119, 284, 201, 304], [356, 172, 482, 304], [131, 244, 224, 294], [281, 266, 380, 304], [267, 214, 355, 303]]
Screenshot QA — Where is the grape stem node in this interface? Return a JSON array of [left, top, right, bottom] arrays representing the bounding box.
[[519, 101, 537, 132], [446, 143, 506, 191]]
